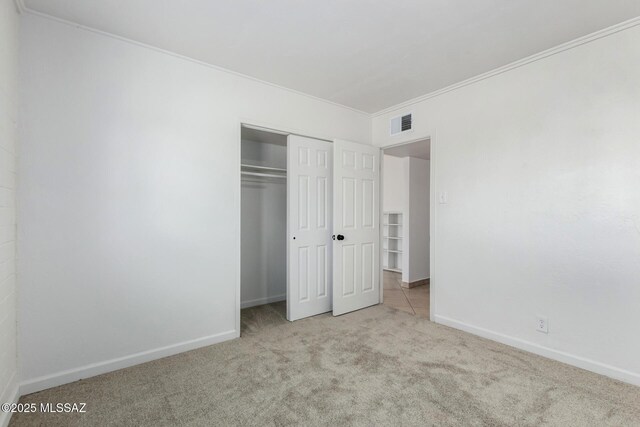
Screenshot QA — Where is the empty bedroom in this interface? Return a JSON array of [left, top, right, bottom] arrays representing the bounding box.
[[1, 0, 640, 425]]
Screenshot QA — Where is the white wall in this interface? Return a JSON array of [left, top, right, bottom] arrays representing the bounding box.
[[406, 157, 429, 283], [241, 139, 286, 307], [372, 23, 640, 385], [0, 0, 20, 424], [382, 155, 405, 213], [18, 14, 370, 392], [383, 155, 409, 277]]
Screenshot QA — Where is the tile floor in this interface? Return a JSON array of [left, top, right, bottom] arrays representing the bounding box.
[[382, 270, 430, 318]]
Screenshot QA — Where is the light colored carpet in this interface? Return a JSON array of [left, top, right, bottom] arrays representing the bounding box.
[[10, 302, 640, 426]]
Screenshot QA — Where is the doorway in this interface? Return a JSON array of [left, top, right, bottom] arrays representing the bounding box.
[[381, 138, 431, 318]]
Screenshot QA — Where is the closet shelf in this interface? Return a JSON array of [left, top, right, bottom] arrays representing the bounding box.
[[384, 236, 402, 240], [384, 249, 403, 253], [241, 171, 286, 179], [241, 164, 286, 173]]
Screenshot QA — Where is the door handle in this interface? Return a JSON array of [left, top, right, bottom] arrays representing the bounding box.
[[336, 234, 345, 241]]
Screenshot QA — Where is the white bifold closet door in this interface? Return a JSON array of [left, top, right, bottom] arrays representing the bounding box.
[[287, 136, 380, 321], [332, 139, 380, 316], [287, 135, 333, 321]]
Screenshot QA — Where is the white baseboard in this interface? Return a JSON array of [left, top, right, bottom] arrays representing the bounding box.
[[19, 329, 238, 395], [401, 277, 430, 288], [241, 294, 286, 309], [0, 373, 20, 427], [434, 315, 640, 387]]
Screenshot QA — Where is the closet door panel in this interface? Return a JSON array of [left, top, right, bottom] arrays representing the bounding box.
[[317, 244, 328, 297], [316, 177, 328, 229], [332, 139, 380, 316], [288, 135, 333, 321]]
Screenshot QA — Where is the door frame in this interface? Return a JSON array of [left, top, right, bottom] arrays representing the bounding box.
[[378, 136, 435, 321], [236, 119, 334, 336]]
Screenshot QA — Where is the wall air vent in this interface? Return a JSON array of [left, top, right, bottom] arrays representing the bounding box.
[[390, 113, 413, 136]]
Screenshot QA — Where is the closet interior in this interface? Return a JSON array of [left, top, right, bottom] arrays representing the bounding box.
[[241, 126, 288, 309]]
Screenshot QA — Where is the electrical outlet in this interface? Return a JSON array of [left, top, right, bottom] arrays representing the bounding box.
[[536, 315, 548, 334]]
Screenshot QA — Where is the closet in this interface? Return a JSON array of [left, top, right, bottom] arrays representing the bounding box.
[[241, 127, 287, 309], [240, 125, 381, 324]]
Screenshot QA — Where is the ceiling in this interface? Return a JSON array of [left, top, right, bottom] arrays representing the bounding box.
[[23, 1, 640, 113], [384, 139, 430, 160]]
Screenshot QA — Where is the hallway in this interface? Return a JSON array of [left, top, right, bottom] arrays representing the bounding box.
[[382, 271, 430, 318]]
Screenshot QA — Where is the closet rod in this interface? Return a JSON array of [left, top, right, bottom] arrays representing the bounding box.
[[241, 178, 285, 185], [241, 171, 286, 179], [241, 164, 287, 173]]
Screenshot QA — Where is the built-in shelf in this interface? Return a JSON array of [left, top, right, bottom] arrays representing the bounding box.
[[383, 212, 403, 273]]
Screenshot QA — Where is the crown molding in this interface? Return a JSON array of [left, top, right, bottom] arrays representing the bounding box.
[[16, 2, 640, 119], [372, 15, 640, 118], [13, 0, 26, 13], [18, 2, 372, 117]]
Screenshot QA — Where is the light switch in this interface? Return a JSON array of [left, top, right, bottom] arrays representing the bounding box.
[[438, 191, 448, 204]]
